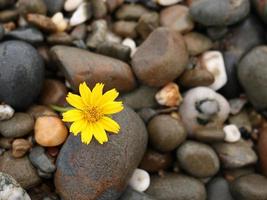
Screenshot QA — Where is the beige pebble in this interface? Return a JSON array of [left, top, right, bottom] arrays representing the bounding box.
[[34, 116, 68, 147], [12, 139, 32, 158], [51, 12, 68, 32]]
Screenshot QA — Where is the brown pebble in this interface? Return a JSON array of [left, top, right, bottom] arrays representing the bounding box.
[[27, 105, 57, 119], [12, 138, 32, 158], [0, 137, 13, 149], [34, 116, 68, 147], [26, 13, 57, 33]]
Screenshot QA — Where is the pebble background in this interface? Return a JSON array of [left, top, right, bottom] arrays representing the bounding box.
[[0, 0, 267, 200]]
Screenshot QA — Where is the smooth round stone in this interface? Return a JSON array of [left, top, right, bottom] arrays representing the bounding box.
[[146, 174, 206, 200], [44, 0, 64, 14], [157, 0, 182, 6], [0, 40, 44, 109], [17, 0, 47, 15], [0, 104, 14, 121], [27, 105, 57, 119], [64, 0, 83, 11], [132, 27, 188, 87], [194, 127, 225, 143], [121, 86, 158, 110], [230, 174, 267, 200], [70, 2, 92, 26], [119, 187, 155, 200], [116, 4, 149, 20], [0, 172, 31, 200], [207, 177, 234, 200], [184, 32, 213, 56], [55, 106, 148, 200], [160, 5, 194, 34], [51, 45, 136, 93], [0, 113, 34, 138], [238, 46, 267, 110], [189, 0, 250, 26], [213, 141, 258, 169], [51, 12, 68, 32], [177, 141, 220, 178], [136, 12, 159, 39], [26, 13, 57, 33], [91, 0, 107, 19], [224, 167, 255, 182], [47, 32, 73, 45], [128, 169, 150, 192], [0, 151, 41, 189], [223, 124, 241, 143], [113, 20, 137, 38], [148, 114, 187, 152], [6, 27, 44, 44], [12, 139, 32, 158], [258, 123, 267, 176], [34, 116, 68, 147], [29, 146, 56, 173], [140, 149, 173, 173]]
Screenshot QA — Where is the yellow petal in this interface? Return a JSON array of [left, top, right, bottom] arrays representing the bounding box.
[[66, 92, 85, 110], [99, 116, 120, 133], [79, 82, 91, 105], [97, 89, 119, 106], [92, 123, 108, 144], [81, 125, 93, 144], [62, 109, 83, 122], [70, 120, 87, 135], [101, 101, 124, 115], [91, 83, 104, 105]]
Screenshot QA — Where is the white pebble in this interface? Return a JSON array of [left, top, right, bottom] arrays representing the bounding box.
[[70, 2, 91, 26], [229, 98, 247, 115], [224, 124, 241, 143], [122, 38, 136, 57], [51, 12, 68, 32], [201, 51, 227, 91], [128, 168, 150, 192], [64, 0, 83, 11], [157, 0, 182, 6], [0, 104, 14, 121]]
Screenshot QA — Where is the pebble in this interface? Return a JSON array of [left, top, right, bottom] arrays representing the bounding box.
[[194, 127, 225, 143], [155, 82, 183, 107], [213, 141, 258, 169], [157, 0, 182, 6], [44, 0, 64, 15], [91, 0, 107, 19], [184, 32, 213, 56], [116, 4, 149, 20], [0, 0, 15, 9], [252, 0, 267, 23], [51, 45, 136, 92], [39, 79, 67, 106], [0, 138, 12, 149], [12, 139, 32, 158], [70, 2, 92, 26], [106, 0, 124, 12], [0, 40, 44, 109], [207, 177, 234, 200], [34, 116, 68, 147], [229, 110, 252, 132], [51, 12, 68, 32], [29, 146, 56, 173], [119, 187, 155, 200], [179, 87, 230, 135], [129, 168, 150, 192], [177, 140, 220, 178], [64, 0, 83, 12], [0, 113, 34, 138], [122, 38, 136, 57], [0, 9, 19, 23], [229, 98, 247, 115], [0, 172, 31, 200], [238, 46, 267, 110], [140, 149, 173, 173], [37, 169, 53, 179], [17, 0, 47, 15], [189, 0, 250, 26], [160, 5, 194, 33], [55, 106, 148, 200], [136, 12, 159, 39], [223, 124, 241, 143], [26, 13, 57, 33], [258, 123, 267, 176], [70, 24, 87, 40], [47, 32, 73, 45], [230, 174, 267, 200], [6, 27, 44, 43], [0, 151, 41, 189], [0, 104, 14, 121], [132, 27, 188, 87], [86, 19, 107, 49], [146, 174, 206, 200], [27, 105, 57, 119], [113, 20, 137, 38], [96, 41, 131, 62], [224, 167, 255, 182], [148, 114, 187, 152], [179, 65, 215, 88], [200, 51, 227, 91]]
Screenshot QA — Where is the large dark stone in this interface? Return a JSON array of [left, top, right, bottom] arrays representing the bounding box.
[[0, 40, 44, 109], [55, 106, 148, 200]]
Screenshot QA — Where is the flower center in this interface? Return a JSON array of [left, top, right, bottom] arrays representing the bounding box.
[[84, 106, 103, 123]]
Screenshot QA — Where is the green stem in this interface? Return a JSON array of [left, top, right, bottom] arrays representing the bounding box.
[[50, 105, 72, 113]]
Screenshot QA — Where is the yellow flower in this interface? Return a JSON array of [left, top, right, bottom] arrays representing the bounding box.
[[62, 82, 124, 144]]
